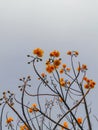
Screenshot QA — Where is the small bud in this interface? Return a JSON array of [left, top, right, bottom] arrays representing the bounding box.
[[27, 55, 30, 57], [7, 91, 10, 93], [3, 92, 6, 95], [28, 62, 31, 64]]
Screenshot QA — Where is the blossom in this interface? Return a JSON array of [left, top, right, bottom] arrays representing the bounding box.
[[66, 67, 71, 72], [77, 66, 81, 71], [28, 103, 38, 113], [53, 59, 61, 68], [77, 117, 83, 124], [62, 64, 66, 68], [83, 76, 96, 89], [50, 50, 60, 57], [28, 107, 33, 113], [81, 64, 87, 70], [46, 64, 54, 73], [63, 121, 68, 128], [6, 117, 14, 124], [61, 121, 68, 130], [59, 69, 64, 74], [32, 103, 38, 111], [41, 73, 46, 78], [67, 51, 72, 55], [84, 84, 89, 89], [20, 124, 28, 130], [60, 78, 66, 87], [74, 51, 79, 56], [33, 48, 44, 57], [89, 80, 96, 88]]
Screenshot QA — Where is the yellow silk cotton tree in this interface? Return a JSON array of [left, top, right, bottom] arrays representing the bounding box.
[[0, 48, 96, 130]]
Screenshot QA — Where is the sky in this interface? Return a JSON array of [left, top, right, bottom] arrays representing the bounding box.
[[0, 0, 98, 129]]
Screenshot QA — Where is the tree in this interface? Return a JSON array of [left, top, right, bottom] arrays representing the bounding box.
[[0, 48, 96, 130]]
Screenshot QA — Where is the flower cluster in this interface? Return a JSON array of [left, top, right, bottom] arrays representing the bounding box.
[[0, 48, 96, 130], [50, 50, 60, 57], [20, 124, 28, 130], [33, 48, 44, 57], [83, 76, 96, 89], [67, 51, 79, 56], [6, 117, 14, 124], [28, 103, 38, 113]]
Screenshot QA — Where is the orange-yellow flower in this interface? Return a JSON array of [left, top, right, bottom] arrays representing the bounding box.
[[54, 59, 61, 68], [6, 117, 14, 124], [62, 64, 66, 68], [77, 66, 81, 71], [60, 78, 66, 87], [89, 80, 96, 88], [66, 68, 71, 72], [84, 84, 89, 89], [83, 76, 88, 81], [33, 48, 44, 57], [67, 51, 72, 55], [59, 69, 64, 74], [28, 103, 38, 113], [63, 121, 68, 128], [77, 117, 83, 124], [41, 73, 46, 78], [74, 51, 79, 56], [32, 103, 38, 111], [61, 121, 68, 130], [50, 50, 60, 57], [82, 64, 87, 70], [46, 65, 54, 73], [32, 103, 37, 108], [83, 77, 96, 89], [28, 107, 33, 113], [20, 124, 28, 130]]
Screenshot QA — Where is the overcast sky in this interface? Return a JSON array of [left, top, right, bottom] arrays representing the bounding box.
[[0, 0, 98, 129]]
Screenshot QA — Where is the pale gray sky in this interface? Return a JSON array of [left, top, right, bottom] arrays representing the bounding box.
[[0, 0, 98, 129]]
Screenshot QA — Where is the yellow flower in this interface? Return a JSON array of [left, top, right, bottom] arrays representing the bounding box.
[[33, 48, 44, 57], [6, 117, 14, 124], [77, 117, 83, 124]]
